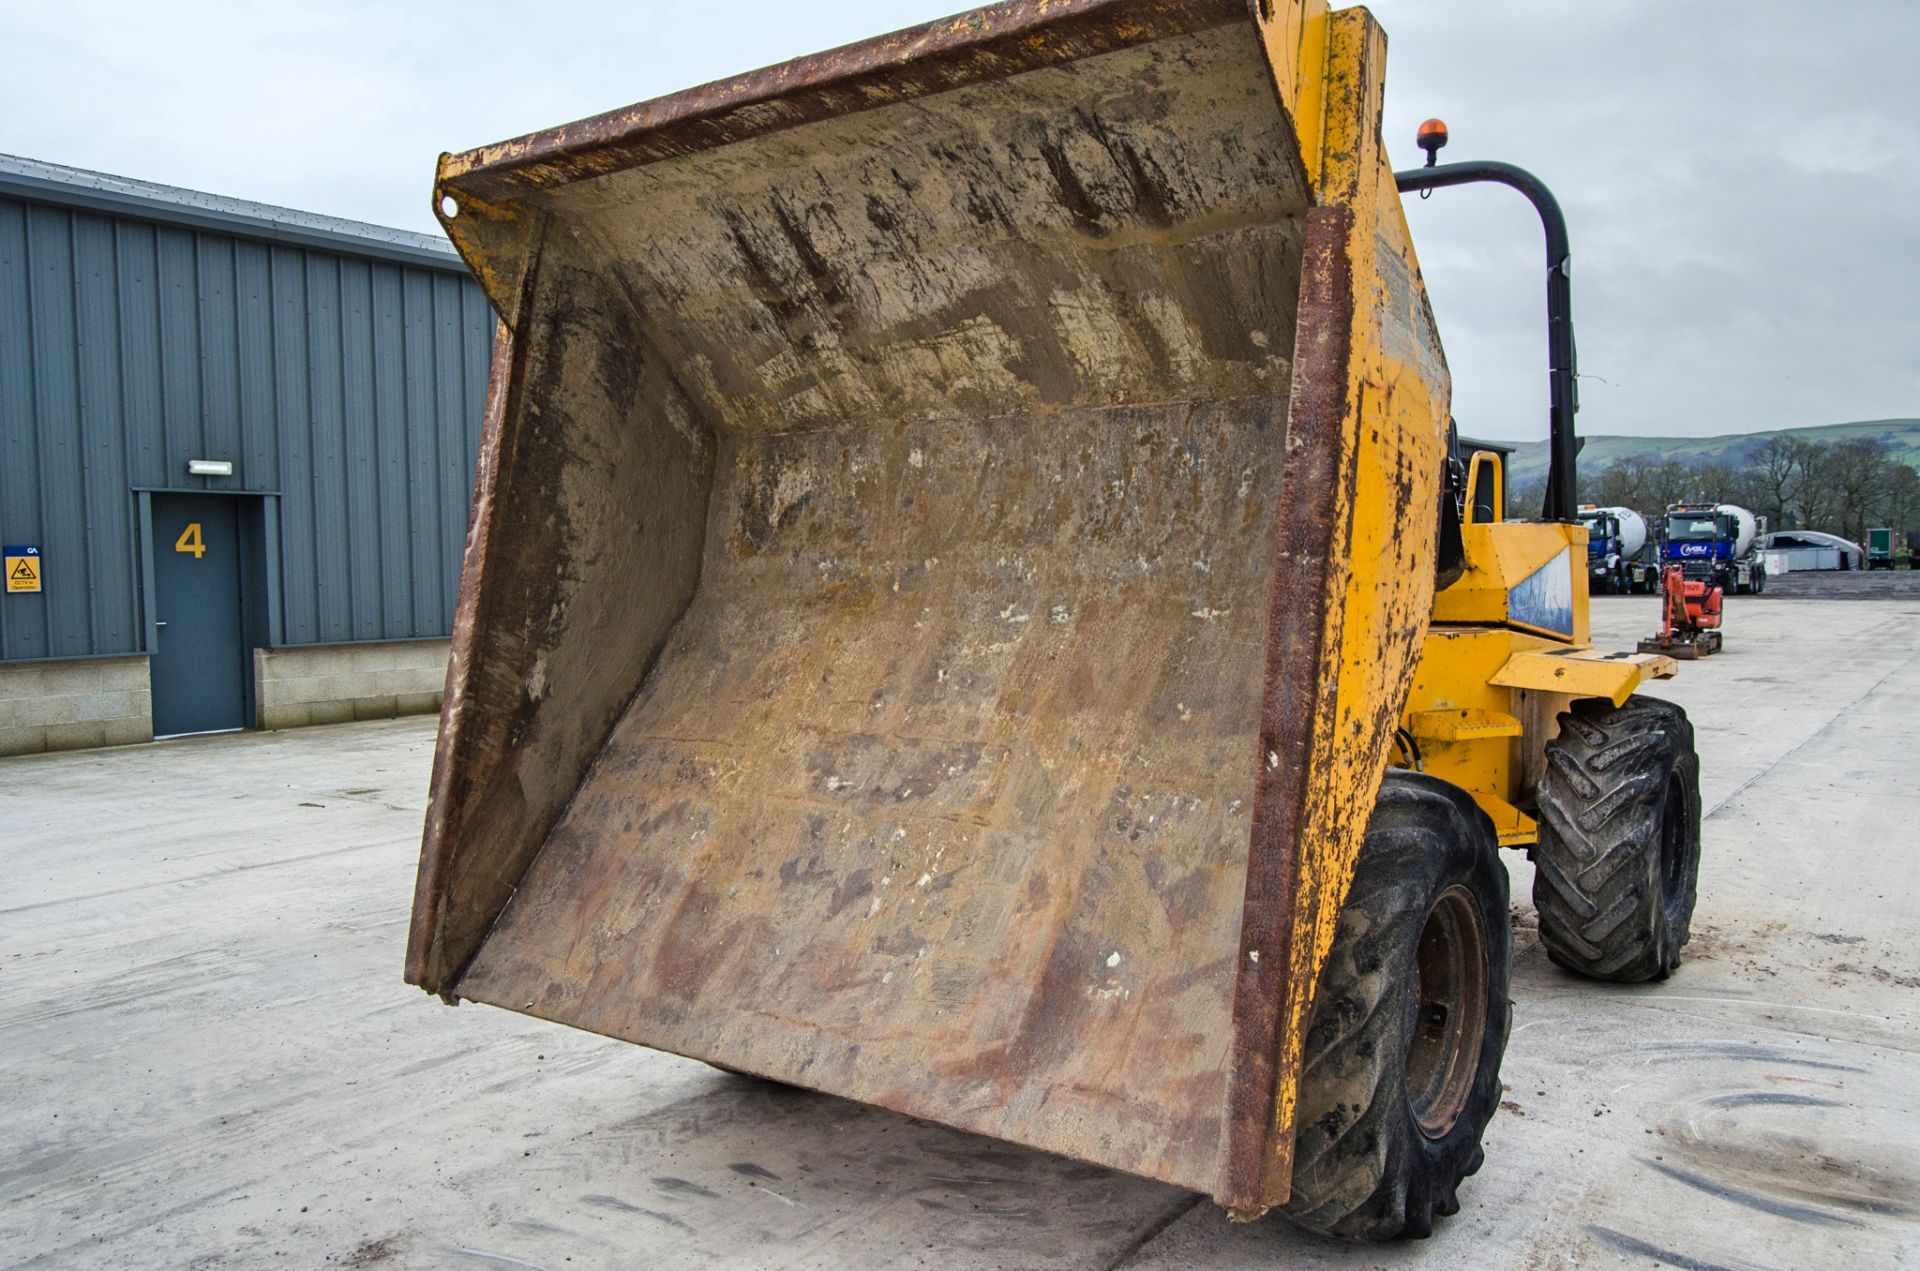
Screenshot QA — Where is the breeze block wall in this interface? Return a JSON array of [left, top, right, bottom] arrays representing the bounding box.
[[254, 639, 449, 730], [0, 655, 153, 756]]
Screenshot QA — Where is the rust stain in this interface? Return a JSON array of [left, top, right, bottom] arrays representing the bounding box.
[[406, 320, 518, 994], [1222, 203, 1352, 1209]]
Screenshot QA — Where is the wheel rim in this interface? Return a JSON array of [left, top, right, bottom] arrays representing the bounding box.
[[1405, 884, 1488, 1139], [1659, 770, 1687, 900]]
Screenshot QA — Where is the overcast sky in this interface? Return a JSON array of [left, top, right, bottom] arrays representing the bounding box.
[[5, 1, 1915, 443]]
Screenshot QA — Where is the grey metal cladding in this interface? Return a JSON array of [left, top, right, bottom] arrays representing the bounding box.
[[0, 152, 462, 274], [0, 174, 492, 663]]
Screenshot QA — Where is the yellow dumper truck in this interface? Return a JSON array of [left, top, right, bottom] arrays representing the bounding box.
[[408, 0, 1701, 1241]]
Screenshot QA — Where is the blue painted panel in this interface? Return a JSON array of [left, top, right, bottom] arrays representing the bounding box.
[[150, 492, 247, 734], [1508, 546, 1575, 637]]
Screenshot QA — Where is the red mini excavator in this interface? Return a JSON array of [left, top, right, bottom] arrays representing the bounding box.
[[1639, 562, 1723, 658]]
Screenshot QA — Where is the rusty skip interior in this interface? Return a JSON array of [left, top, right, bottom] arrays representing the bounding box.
[[414, 0, 1334, 1203]]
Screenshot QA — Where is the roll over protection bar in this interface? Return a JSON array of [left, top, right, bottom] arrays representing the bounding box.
[[1394, 159, 1579, 522]]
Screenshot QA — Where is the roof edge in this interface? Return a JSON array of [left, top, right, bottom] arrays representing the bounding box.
[[0, 153, 466, 275]]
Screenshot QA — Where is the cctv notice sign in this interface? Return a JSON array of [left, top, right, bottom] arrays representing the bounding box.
[[5, 545, 42, 593]]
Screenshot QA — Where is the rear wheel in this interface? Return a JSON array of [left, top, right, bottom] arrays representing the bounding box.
[[1282, 773, 1511, 1242], [1532, 696, 1701, 981]]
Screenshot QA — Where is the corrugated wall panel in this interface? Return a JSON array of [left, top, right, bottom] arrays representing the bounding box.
[[431, 274, 467, 632], [371, 264, 412, 636], [270, 244, 318, 647], [155, 226, 201, 470], [341, 258, 382, 641], [305, 253, 350, 645], [0, 200, 46, 658], [72, 212, 137, 653], [197, 237, 243, 484], [114, 222, 165, 490], [0, 191, 492, 663], [401, 270, 443, 636], [233, 242, 279, 496], [27, 205, 91, 657]]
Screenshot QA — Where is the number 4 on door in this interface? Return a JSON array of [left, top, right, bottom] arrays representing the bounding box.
[[174, 522, 206, 559]]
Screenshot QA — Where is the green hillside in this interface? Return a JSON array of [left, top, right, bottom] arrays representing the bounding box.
[[1494, 419, 1920, 487]]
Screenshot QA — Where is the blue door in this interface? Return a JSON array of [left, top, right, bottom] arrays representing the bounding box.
[[151, 494, 248, 736]]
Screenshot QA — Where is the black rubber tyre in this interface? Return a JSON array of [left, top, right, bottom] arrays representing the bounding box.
[[1282, 772, 1511, 1242], [1753, 567, 1766, 595], [1532, 696, 1701, 982]]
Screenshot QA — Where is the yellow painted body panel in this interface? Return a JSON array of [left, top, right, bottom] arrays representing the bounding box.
[[1238, 4, 1456, 1210], [1401, 527, 1678, 848], [1491, 647, 1678, 706]]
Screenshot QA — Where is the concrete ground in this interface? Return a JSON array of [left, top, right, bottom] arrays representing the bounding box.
[[3, 594, 1916, 1269]]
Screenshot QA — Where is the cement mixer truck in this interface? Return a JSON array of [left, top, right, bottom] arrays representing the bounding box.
[[1577, 505, 1648, 594], [1663, 503, 1767, 594]]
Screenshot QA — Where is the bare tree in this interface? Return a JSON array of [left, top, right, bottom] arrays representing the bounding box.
[[1509, 476, 1549, 519], [1789, 441, 1839, 533], [1587, 457, 1649, 509], [1685, 462, 1746, 507], [1747, 436, 1802, 527], [1827, 438, 1893, 543], [1872, 462, 1920, 536]]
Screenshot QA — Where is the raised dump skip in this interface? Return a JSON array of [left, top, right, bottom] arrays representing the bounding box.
[[411, 0, 1450, 1213]]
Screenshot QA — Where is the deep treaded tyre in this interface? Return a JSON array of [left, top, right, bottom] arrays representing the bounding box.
[[1533, 696, 1701, 982], [1282, 772, 1511, 1242]]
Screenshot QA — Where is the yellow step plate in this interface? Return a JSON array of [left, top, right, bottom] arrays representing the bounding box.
[[1407, 707, 1525, 742]]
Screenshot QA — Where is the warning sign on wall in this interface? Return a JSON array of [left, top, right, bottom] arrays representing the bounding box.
[[5, 545, 42, 593]]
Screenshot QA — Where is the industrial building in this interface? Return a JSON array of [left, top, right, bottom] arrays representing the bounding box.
[[1760, 529, 1865, 572], [0, 155, 491, 755]]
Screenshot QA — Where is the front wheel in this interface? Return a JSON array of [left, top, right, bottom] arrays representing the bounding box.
[[1282, 773, 1511, 1242], [1533, 696, 1701, 981]]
